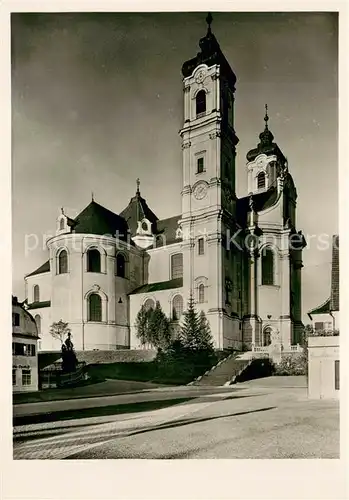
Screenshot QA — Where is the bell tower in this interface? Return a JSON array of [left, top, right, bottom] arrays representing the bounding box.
[[179, 14, 241, 349]]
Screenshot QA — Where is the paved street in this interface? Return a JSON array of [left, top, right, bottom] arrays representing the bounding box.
[[13, 377, 339, 459]]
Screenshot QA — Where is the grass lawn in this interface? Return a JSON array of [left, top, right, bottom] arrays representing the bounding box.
[[86, 361, 196, 385]]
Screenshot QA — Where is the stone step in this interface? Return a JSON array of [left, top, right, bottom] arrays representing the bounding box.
[[193, 355, 252, 386]]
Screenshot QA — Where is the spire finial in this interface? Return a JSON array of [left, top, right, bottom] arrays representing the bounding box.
[[61, 207, 65, 215], [206, 12, 213, 33], [136, 178, 140, 195], [264, 103, 269, 130], [91, 191, 94, 202]]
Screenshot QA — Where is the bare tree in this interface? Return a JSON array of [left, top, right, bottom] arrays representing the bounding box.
[[49, 319, 71, 345]]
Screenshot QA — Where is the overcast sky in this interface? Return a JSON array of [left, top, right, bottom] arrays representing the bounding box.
[[11, 12, 338, 322]]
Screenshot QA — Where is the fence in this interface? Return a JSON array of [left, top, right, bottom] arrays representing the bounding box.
[[246, 343, 303, 362], [39, 362, 87, 389]]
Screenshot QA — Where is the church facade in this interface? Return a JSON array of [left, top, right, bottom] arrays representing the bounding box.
[[24, 18, 306, 352]]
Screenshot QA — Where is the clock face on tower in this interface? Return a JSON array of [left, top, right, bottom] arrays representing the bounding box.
[[193, 181, 208, 200], [195, 69, 206, 84]]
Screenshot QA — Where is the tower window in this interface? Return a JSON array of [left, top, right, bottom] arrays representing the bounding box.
[[171, 253, 183, 280], [58, 249, 68, 274], [196, 90, 206, 116], [116, 253, 126, 278], [60, 218, 65, 230], [198, 238, 205, 255], [33, 285, 40, 302], [88, 293, 102, 322], [257, 172, 266, 189], [87, 249, 101, 273], [172, 295, 183, 320], [197, 157, 204, 173], [198, 284, 205, 303], [261, 249, 274, 285]]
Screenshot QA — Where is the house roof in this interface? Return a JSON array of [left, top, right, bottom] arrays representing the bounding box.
[[153, 215, 182, 246], [130, 278, 183, 295], [25, 260, 50, 278], [308, 234, 339, 316], [73, 200, 129, 239], [308, 298, 331, 317], [119, 192, 158, 237]]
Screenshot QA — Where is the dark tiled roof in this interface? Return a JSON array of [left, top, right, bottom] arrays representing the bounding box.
[[182, 29, 237, 86], [246, 142, 286, 164], [308, 298, 331, 316], [330, 235, 339, 311], [154, 215, 182, 247], [27, 300, 51, 310], [26, 260, 50, 278], [130, 278, 183, 295], [120, 193, 158, 237], [73, 201, 129, 239], [236, 187, 278, 226]]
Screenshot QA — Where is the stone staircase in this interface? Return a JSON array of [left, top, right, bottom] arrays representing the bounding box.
[[190, 353, 252, 387]]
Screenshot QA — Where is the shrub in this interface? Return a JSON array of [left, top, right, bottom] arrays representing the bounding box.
[[274, 353, 307, 376]]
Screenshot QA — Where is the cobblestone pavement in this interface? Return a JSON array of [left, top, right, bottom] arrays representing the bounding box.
[[13, 378, 340, 460]]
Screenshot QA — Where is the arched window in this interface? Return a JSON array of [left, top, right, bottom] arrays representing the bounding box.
[[58, 249, 68, 274], [144, 298, 155, 312], [116, 254, 126, 278], [261, 248, 274, 285], [257, 172, 266, 189], [87, 248, 101, 273], [34, 314, 41, 335], [196, 90, 206, 116], [171, 253, 183, 280], [172, 295, 183, 320], [198, 284, 205, 303], [263, 327, 272, 346], [60, 218, 65, 230], [88, 293, 102, 322], [33, 285, 40, 302]]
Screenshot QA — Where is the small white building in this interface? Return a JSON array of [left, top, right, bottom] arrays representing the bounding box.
[[308, 235, 339, 333], [307, 335, 340, 399], [12, 296, 39, 392]]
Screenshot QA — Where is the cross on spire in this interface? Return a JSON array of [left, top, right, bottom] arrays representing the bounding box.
[[91, 191, 94, 202], [206, 12, 213, 33], [264, 103, 269, 130], [136, 178, 140, 195]]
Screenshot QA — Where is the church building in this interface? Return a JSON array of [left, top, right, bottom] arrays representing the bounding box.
[[24, 15, 306, 352]]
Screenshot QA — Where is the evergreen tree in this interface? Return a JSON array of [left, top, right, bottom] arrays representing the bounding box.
[[198, 310, 214, 352], [135, 305, 151, 346], [179, 293, 201, 351]]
